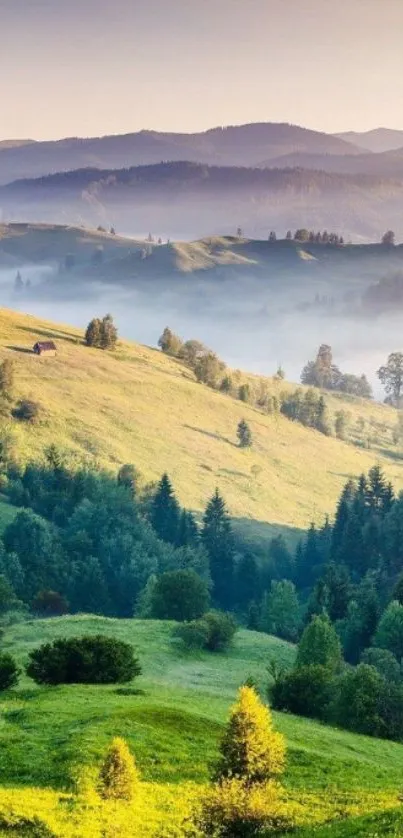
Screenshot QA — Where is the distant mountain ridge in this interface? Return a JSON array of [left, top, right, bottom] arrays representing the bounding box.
[[259, 146, 403, 177], [2, 160, 403, 241], [336, 128, 403, 153], [0, 122, 362, 185]]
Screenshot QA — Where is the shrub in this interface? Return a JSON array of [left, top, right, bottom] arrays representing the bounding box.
[[98, 737, 140, 801], [12, 399, 41, 422], [174, 611, 237, 652], [194, 778, 292, 838], [0, 652, 19, 690], [150, 569, 210, 622], [174, 619, 211, 650], [26, 635, 141, 685], [332, 664, 386, 737], [217, 686, 285, 784], [238, 384, 251, 403], [271, 664, 332, 720], [203, 611, 237, 651]]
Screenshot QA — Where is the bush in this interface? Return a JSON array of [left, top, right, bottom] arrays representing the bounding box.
[[203, 611, 237, 651], [174, 619, 211, 650], [26, 635, 141, 685], [12, 399, 41, 422], [0, 652, 19, 690], [271, 664, 332, 720], [331, 664, 387, 737], [174, 611, 237, 652], [194, 778, 292, 838], [150, 569, 210, 622], [98, 737, 140, 801]]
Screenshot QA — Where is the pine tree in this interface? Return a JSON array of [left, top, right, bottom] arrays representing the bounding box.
[[150, 473, 180, 545], [235, 553, 260, 609], [98, 737, 139, 801], [237, 419, 252, 448], [100, 314, 118, 350], [176, 509, 199, 548], [202, 489, 235, 608], [323, 562, 350, 621], [85, 318, 102, 347], [331, 479, 355, 558], [216, 686, 285, 784], [301, 523, 322, 587], [296, 614, 342, 672]]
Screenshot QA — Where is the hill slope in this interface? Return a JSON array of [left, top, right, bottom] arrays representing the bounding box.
[[1, 308, 403, 544], [3, 161, 403, 240], [0, 616, 403, 836]]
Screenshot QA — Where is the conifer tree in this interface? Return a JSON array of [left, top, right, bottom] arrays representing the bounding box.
[[176, 509, 199, 548], [216, 686, 285, 784], [98, 737, 139, 801], [235, 553, 260, 609], [100, 314, 118, 350], [237, 418, 252, 448], [202, 490, 235, 608], [85, 318, 102, 347], [150, 473, 180, 545], [296, 614, 342, 672]]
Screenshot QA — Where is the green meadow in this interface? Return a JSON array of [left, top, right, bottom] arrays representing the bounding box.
[[0, 616, 402, 835]]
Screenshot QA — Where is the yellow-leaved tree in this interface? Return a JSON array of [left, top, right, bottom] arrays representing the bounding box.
[[98, 737, 140, 801], [194, 688, 290, 837], [217, 686, 286, 785]]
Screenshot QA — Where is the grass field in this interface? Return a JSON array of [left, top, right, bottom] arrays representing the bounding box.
[[1, 307, 403, 549], [0, 616, 402, 836]]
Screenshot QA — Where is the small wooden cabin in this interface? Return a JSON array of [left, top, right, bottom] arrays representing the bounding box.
[[33, 341, 57, 357]]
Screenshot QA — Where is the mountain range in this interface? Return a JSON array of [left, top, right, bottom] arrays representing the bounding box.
[[1, 122, 403, 240], [0, 123, 363, 186]]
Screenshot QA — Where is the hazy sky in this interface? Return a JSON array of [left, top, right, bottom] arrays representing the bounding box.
[[1, 0, 403, 140]]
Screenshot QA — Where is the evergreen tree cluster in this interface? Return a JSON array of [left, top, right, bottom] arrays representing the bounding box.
[[280, 388, 332, 436], [85, 314, 118, 350], [293, 229, 344, 245], [271, 614, 403, 742], [0, 452, 256, 619]]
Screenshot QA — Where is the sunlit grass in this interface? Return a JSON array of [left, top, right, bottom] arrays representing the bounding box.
[[0, 307, 403, 548]]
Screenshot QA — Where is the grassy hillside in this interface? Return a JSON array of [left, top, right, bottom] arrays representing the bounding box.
[[2, 307, 403, 546], [0, 616, 403, 836]]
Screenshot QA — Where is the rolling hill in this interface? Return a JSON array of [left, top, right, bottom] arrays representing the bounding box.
[[2, 162, 403, 241], [0, 615, 402, 836], [0, 123, 361, 186], [1, 307, 403, 548]]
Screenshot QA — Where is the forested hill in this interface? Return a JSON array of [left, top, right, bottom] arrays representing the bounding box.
[[1, 307, 403, 544]]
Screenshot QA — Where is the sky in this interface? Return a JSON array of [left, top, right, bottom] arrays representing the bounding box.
[[1, 0, 403, 140]]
